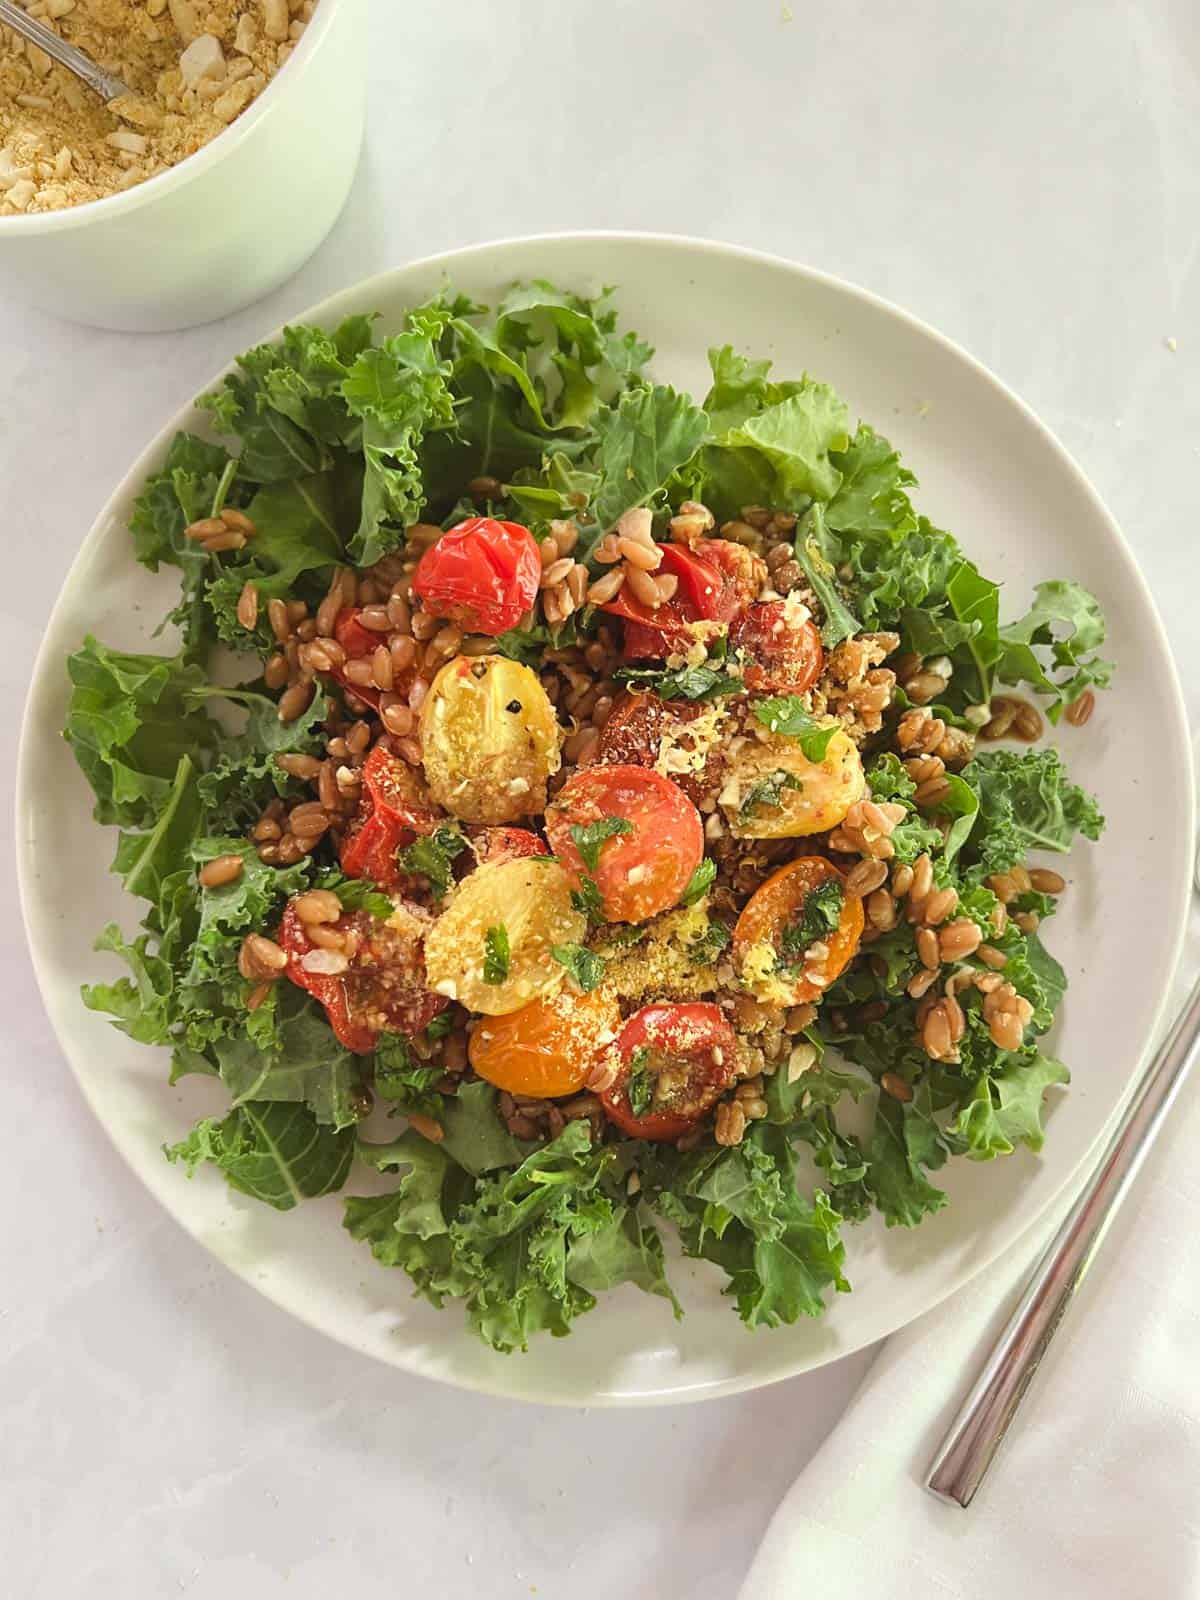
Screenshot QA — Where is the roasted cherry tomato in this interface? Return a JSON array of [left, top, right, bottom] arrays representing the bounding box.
[[695, 538, 767, 621], [324, 607, 412, 711], [412, 517, 541, 635], [602, 545, 728, 659], [730, 600, 824, 694], [732, 856, 864, 1007], [545, 764, 704, 924], [468, 987, 621, 1098], [599, 1002, 737, 1140], [279, 899, 447, 1054], [339, 746, 439, 886], [467, 826, 550, 868], [595, 690, 725, 809], [420, 654, 561, 824], [422, 858, 586, 1016]]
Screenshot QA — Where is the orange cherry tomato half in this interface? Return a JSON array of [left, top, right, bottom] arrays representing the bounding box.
[[412, 517, 541, 635], [599, 1002, 737, 1141], [468, 987, 621, 1098], [730, 601, 824, 694], [279, 900, 447, 1054], [732, 856, 864, 1006], [545, 764, 704, 924]]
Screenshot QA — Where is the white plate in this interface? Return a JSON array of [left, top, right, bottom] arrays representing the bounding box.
[[17, 234, 1195, 1405]]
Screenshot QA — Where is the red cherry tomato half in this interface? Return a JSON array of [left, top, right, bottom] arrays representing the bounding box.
[[730, 602, 824, 694], [467, 826, 550, 868], [279, 901, 448, 1054], [601, 545, 728, 660], [412, 517, 541, 636], [595, 691, 721, 809], [339, 746, 440, 886], [599, 1002, 737, 1140], [695, 539, 767, 622], [544, 764, 703, 923]]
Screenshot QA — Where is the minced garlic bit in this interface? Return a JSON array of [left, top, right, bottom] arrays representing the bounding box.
[[0, 0, 319, 216]]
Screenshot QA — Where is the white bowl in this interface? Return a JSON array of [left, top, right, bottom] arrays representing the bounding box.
[[0, 0, 367, 332], [17, 234, 1195, 1404]]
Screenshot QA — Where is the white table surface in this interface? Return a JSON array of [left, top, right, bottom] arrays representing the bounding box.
[[2, 2, 1196, 1595]]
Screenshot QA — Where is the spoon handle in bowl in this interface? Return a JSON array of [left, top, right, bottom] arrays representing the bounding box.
[[926, 965, 1200, 1508], [0, 0, 128, 104]]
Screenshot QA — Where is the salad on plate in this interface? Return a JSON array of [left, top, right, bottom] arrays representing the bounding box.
[[64, 283, 1111, 1352]]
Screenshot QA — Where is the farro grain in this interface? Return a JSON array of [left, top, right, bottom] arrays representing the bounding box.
[[587, 568, 625, 604], [540, 556, 575, 588], [989, 1012, 1024, 1052], [236, 582, 259, 632], [1012, 701, 1044, 741], [293, 889, 342, 924], [381, 703, 414, 737], [904, 670, 949, 705], [714, 1101, 747, 1146], [295, 619, 318, 644], [267, 598, 291, 643], [264, 653, 289, 690], [845, 858, 889, 897], [387, 593, 413, 632], [891, 863, 914, 898], [593, 534, 622, 564], [1065, 690, 1095, 727], [618, 537, 663, 572], [185, 516, 225, 541], [246, 982, 273, 1012], [278, 682, 314, 723], [371, 644, 394, 691], [1015, 910, 1040, 934], [411, 610, 439, 642], [916, 926, 939, 969], [944, 994, 966, 1042], [1029, 868, 1066, 895], [307, 924, 346, 951], [907, 968, 938, 998], [977, 944, 1008, 969], [468, 475, 503, 500], [921, 1002, 953, 1060], [655, 572, 680, 602], [357, 605, 392, 633], [981, 698, 1017, 740], [939, 919, 981, 961], [922, 886, 959, 926], [914, 774, 951, 807], [240, 933, 288, 978], [910, 853, 934, 903], [318, 762, 339, 812], [252, 816, 283, 842], [866, 889, 897, 930], [342, 658, 375, 689], [626, 566, 664, 608], [198, 853, 244, 888], [880, 1072, 912, 1102], [199, 531, 247, 554], [396, 736, 423, 766]]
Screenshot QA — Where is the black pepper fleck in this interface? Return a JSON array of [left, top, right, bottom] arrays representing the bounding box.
[[506, 699, 523, 713]]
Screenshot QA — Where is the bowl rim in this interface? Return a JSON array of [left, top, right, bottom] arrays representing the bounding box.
[[17, 230, 1196, 1403], [0, 0, 345, 235]]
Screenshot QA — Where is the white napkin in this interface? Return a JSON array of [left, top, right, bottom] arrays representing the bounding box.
[[742, 764, 1200, 1600]]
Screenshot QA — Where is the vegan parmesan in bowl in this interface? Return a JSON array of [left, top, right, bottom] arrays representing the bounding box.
[[0, 0, 318, 215]]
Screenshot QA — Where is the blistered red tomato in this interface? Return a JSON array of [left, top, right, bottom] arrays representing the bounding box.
[[696, 538, 767, 621], [325, 607, 408, 711], [467, 826, 550, 869], [599, 1002, 737, 1140], [731, 602, 824, 694], [545, 764, 704, 923], [339, 746, 439, 886], [595, 691, 722, 809], [412, 517, 541, 635], [278, 900, 447, 1054], [601, 545, 727, 659]]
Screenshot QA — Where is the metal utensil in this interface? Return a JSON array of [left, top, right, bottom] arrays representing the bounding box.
[[926, 855, 1200, 1509], [0, 0, 128, 103]]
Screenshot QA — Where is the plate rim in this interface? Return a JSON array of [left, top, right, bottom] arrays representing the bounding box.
[[18, 229, 1196, 1405]]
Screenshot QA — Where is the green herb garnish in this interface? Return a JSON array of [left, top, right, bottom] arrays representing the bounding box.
[[551, 943, 606, 993], [738, 769, 803, 822], [399, 824, 467, 899], [751, 697, 840, 763], [627, 1046, 654, 1117], [569, 816, 633, 872], [779, 881, 845, 966], [679, 857, 716, 907], [613, 659, 743, 702], [483, 925, 511, 985], [570, 874, 606, 923], [688, 919, 732, 966]]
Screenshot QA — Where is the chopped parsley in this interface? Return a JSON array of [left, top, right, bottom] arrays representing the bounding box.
[[688, 918, 732, 966], [613, 659, 743, 702], [426, 1010, 456, 1041], [626, 1046, 654, 1117], [569, 816, 633, 872], [738, 769, 803, 822], [679, 857, 716, 907], [551, 943, 606, 993], [373, 1035, 444, 1113], [779, 880, 845, 967], [482, 925, 511, 985], [570, 874, 606, 922], [398, 824, 467, 899], [751, 697, 841, 763]]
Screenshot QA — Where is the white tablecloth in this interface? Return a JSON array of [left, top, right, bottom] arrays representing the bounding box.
[[1, 2, 1196, 1595]]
